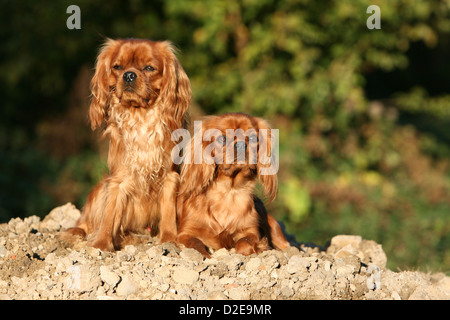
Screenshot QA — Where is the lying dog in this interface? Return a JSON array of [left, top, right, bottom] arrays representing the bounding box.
[[176, 113, 289, 257]]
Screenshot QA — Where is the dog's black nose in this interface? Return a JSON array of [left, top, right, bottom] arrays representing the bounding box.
[[123, 71, 137, 83]]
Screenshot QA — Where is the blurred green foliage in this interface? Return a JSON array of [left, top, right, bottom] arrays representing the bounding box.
[[0, 0, 449, 272]]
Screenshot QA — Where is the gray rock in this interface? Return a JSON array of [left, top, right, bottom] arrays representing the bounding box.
[[42, 203, 81, 231], [116, 275, 138, 296], [0, 246, 7, 258], [180, 247, 204, 264], [207, 291, 228, 300], [329, 235, 362, 249], [100, 266, 121, 288], [228, 287, 250, 300], [287, 255, 311, 274], [172, 267, 199, 285], [245, 257, 262, 273]]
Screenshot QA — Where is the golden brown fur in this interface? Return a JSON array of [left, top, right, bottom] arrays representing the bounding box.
[[64, 38, 191, 251], [176, 113, 289, 257]]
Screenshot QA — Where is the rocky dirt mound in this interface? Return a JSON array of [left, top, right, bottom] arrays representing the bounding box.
[[0, 203, 449, 300]]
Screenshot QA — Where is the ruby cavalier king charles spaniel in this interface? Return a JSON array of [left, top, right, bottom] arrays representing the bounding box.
[[64, 38, 191, 251], [176, 113, 289, 257]]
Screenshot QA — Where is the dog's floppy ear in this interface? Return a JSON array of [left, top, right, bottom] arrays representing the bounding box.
[[255, 117, 278, 203], [89, 39, 120, 130], [178, 119, 216, 198], [159, 41, 192, 131]]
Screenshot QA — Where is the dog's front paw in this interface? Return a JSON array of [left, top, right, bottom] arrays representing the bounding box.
[[235, 237, 257, 256]]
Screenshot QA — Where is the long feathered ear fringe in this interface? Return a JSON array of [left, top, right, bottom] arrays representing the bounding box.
[[178, 119, 216, 198], [159, 41, 192, 132], [256, 118, 278, 203], [89, 38, 119, 130]]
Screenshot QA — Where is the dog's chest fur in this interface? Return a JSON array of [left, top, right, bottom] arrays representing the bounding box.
[[107, 103, 169, 182], [206, 178, 256, 234]]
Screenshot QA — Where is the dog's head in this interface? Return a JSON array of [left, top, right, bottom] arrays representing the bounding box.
[[89, 38, 191, 130], [180, 113, 278, 202]]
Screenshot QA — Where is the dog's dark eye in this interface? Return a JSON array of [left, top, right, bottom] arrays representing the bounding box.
[[248, 135, 258, 143], [216, 135, 226, 144], [113, 65, 123, 70], [144, 65, 155, 71]]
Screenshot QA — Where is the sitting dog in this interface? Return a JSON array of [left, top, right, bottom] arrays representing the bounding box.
[[64, 38, 191, 251]]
